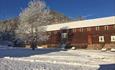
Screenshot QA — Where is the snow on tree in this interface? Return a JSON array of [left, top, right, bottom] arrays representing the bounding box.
[[0, 19, 17, 41], [17, 0, 51, 47]]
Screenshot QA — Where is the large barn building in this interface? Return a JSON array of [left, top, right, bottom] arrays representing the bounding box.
[[44, 16, 115, 49]]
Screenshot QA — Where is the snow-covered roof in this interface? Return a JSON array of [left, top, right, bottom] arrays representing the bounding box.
[[46, 16, 115, 31]]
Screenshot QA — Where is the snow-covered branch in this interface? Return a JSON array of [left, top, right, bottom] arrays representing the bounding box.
[[17, 0, 51, 45]]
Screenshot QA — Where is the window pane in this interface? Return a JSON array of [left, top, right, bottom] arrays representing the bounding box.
[[61, 33, 67, 38], [99, 36, 104, 42], [111, 36, 115, 42]]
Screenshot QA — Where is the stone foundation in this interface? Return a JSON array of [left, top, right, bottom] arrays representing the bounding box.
[[87, 43, 115, 50], [87, 44, 104, 50], [103, 43, 115, 49]]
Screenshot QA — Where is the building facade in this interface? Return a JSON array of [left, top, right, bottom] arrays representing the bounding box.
[[45, 16, 115, 49]]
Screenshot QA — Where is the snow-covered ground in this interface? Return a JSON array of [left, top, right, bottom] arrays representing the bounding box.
[[0, 46, 115, 70]]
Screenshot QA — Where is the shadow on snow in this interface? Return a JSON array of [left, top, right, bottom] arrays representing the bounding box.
[[0, 48, 63, 58], [98, 64, 115, 70]]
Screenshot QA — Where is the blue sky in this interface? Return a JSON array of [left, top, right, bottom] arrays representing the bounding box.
[[0, 0, 115, 20]]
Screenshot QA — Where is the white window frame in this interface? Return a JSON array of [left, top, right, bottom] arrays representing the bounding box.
[[61, 33, 67, 38], [87, 28, 91, 31], [111, 36, 115, 42], [96, 26, 99, 31], [104, 26, 108, 30], [80, 28, 83, 32], [113, 25, 115, 29], [99, 36, 104, 42]]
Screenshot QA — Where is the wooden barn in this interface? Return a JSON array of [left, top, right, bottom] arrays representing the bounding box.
[[44, 16, 115, 49]]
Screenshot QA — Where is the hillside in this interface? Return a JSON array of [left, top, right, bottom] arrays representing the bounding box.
[[0, 10, 71, 25], [0, 10, 71, 42], [49, 10, 71, 24]]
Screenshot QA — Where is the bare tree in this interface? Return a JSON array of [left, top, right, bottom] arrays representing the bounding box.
[[0, 19, 17, 41], [17, 0, 51, 48]]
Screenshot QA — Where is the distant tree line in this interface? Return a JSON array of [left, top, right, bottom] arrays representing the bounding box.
[[0, 0, 89, 48], [0, 0, 71, 48], [0, 19, 17, 41]]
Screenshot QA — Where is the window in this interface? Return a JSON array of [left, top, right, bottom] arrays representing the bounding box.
[[61, 33, 67, 38], [96, 26, 99, 31], [87, 28, 91, 31], [48, 32, 51, 35], [99, 36, 104, 42], [54, 31, 57, 34], [104, 26, 108, 30], [72, 29, 74, 32], [111, 36, 115, 42], [72, 29, 76, 32], [113, 25, 115, 29], [80, 28, 83, 32]]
